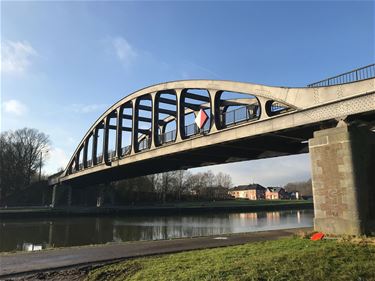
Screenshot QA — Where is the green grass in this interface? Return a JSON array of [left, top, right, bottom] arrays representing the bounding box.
[[86, 237, 375, 281]]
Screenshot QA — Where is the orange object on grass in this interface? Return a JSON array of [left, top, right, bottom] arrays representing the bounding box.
[[310, 232, 325, 241]]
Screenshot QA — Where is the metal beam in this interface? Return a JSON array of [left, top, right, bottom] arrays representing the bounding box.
[[221, 98, 258, 106], [184, 102, 209, 111], [159, 108, 177, 116], [123, 114, 152, 123], [185, 92, 210, 102], [122, 126, 132, 132], [139, 128, 151, 135], [138, 104, 152, 111], [159, 97, 177, 105], [138, 104, 177, 117]]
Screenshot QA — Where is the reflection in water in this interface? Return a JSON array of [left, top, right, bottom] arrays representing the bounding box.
[[0, 209, 313, 252]]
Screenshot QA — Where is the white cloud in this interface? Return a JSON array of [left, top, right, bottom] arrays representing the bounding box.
[[111, 37, 137, 66], [2, 99, 28, 116], [44, 147, 70, 175], [68, 103, 108, 114], [1, 40, 37, 74]]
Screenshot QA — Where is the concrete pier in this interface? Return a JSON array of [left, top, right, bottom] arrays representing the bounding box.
[[309, 124, 375, 235]]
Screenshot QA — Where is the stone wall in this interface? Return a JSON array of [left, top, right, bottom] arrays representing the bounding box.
[[309, 124, 375, 235]]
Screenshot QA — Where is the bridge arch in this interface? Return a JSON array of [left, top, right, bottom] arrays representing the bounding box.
[[60, 78, 374, 182]]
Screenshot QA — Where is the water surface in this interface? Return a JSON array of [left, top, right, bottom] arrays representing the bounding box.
[[0, 209, 313, 252]]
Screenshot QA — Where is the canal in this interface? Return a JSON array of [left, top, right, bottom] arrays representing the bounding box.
[[0, 209, 313, 253]]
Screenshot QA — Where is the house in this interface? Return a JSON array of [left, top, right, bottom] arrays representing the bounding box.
[[265, 187, 288, 200], [289, 191, 300, 200], [228, 184, 266, 200]]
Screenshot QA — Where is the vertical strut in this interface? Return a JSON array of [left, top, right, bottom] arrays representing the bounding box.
[[83, 136, 89, 168], [176, 89, 183, 141], [103, 116, 111, 166], [151, 93, 157, 149], [116, 107, 123, 158], [132, 100, 138, 154], [92, 127, 98, 165]]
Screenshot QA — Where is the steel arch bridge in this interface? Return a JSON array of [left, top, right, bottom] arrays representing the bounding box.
[[49, 78, 375, 187]]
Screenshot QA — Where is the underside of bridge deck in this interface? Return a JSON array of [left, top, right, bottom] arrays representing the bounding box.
[[64, 120, 337, 187]]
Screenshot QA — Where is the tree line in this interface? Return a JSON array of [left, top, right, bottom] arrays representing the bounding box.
[[0, 127, 310, 207], [0, 128, 50, 206], [284, 179, 312, 197], [0, 127, 234, 206], [106, 170, 233, 204]]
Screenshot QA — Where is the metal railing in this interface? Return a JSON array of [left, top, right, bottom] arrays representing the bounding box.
[[138, 137, 151, 151], [159, 129, 177, 145], [184, 122, 210, 137], [223, 105, 259, 127], [121, 145, 131, 156], [307, 63, 375, 87], [108, 150, 116, 160], [96, 154, 103, 163]]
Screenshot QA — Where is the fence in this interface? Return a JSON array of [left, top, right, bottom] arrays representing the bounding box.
[[307, 64, 375, 87], [158, 130, 177, 145], [223, 105, 259, 127]]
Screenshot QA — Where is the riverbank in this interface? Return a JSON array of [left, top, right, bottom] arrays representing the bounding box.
[[3, 229, 375, 281], [0, 199, 312, 218]]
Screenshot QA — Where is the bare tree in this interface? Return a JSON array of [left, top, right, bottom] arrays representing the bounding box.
[[160, 171, 174, 203], [216, 172, 232, 188], [284, 179, 312, 196], [173, 170, 189, 200], [0, 128, 50, 206]]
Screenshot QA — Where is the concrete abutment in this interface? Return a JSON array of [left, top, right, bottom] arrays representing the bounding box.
[[309, 124, 375, 235]]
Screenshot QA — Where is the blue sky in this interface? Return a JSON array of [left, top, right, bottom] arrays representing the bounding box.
[[1, 1, 374, 186]]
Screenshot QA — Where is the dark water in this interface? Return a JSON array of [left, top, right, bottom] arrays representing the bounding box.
[[0, 209, 313, 252]]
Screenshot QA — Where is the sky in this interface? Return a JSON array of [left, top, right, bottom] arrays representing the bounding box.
[[1, 1, 374, 186]]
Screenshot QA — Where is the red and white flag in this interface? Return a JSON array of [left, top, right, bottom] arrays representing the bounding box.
[[195, 109, 208, 129]]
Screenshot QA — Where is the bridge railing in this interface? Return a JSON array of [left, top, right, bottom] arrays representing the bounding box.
[[223, 105, 258, 127], [307, 63, 375, 87], [121, 145, 131, 156], [109, 150, 116, 160], [138, 137, 151, 151], [97, 154, 103, 164], [184, 122, 210, 137], [159, 129, 177, 145]]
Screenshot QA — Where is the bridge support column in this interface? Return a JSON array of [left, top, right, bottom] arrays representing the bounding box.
[[67, 185, 72, 207], [309, 124, 375, 235], [51, 185, 57, 208]]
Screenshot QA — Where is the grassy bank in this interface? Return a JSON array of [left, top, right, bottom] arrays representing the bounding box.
[[86, 236, 375, 281], [0, 200, 312, 218]]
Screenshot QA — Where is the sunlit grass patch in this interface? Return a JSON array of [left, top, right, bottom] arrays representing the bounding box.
[[86, 237, 375, 281]]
